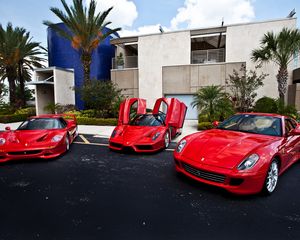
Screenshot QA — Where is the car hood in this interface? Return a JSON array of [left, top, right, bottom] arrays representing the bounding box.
[[0, 130, 63, 147], [182, 129, 280, 170], [115, 126, 164, 143]]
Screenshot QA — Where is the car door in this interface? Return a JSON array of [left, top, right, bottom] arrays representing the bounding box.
[[118, 98, 146, 125], [152, 98, 187, 135], [281, 118, 300, 169]]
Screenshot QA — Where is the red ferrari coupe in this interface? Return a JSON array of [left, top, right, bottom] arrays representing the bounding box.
[[0, 114, 78, 162], [174, 113, 300, 195], [109, 98, 187, 152]]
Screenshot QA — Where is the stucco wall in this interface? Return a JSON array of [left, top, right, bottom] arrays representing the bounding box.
[[35, 84, 54, 115], [138, 31, 191, 106], [54, 69, 75, 106], [111, 68, 139, 98], [163, 62, 244, 94], [226, 18, 297, 100]]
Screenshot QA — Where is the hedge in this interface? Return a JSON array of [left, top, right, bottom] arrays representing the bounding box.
[[76, 117, 117, 126], [0, 114, 30, 123], [198, 122, 214, 130]]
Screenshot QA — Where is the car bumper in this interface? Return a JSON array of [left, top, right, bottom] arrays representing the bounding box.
[[0, 144, 66, 163], [109, 139, 165, 152], [174, 155, 266, 195]]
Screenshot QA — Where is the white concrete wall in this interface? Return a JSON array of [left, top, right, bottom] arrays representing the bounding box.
[[54, 69, 75, 106], [35, 84, 54, 115], [138, 31, 191, 107], [226, 18, 297, 100]]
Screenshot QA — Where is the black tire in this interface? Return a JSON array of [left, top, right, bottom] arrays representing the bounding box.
[[262, 160, 279, 195]]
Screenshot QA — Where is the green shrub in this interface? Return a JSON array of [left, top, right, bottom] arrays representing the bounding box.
[[81, 109, 97, 118], [76, 117, 117, 126], [0, 104, 14, 115], [197, 122, 214, 130], [0, 114, 29, 123], [254, 97, 277, 113], [198, 114, 209, 123], [14, 107, 36, 116], [64, 110, 82, 116]]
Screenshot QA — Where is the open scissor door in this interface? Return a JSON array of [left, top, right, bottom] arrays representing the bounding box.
[[118, 98, 146, 125]]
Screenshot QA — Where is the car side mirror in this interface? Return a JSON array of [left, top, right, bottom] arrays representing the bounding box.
[[288, 125, 300, 136], [5, 126, 11, 131], [212, 121, 219, 127]]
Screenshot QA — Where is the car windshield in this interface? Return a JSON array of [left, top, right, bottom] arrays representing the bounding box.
[[217, 114, 282, 137], [17, 118, 65, 130], [130, 114, 165, 126]]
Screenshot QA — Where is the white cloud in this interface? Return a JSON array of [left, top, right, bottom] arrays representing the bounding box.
[[120, 24, 170, 37], [87, 0, 138, 28], [170, 0, 255, 30]]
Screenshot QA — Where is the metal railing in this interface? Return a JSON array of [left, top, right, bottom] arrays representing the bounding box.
[[112, 55, 138, 69], [191, 48, 225, 64]]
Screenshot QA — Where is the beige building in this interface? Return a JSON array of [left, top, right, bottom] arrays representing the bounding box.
[[111, 18, 298, 119]]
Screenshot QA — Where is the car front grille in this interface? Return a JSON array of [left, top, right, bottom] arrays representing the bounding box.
[[182, 163, 226, 183], [8, 150, 42, 156], [135, 145, 153, 150]]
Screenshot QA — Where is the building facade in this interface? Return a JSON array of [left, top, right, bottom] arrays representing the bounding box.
[[111, 18, 298, 119]]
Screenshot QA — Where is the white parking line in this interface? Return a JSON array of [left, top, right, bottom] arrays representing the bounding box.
[[79, 135, 90, 144]]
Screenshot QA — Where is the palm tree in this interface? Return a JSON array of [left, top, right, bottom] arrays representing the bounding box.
[[0, 23, 45, 107], [0, 23, 24, 106], [252, 28, 300, 102], [44, 0, 121, 85], [16, 32, 45, 107], [191, 85, 229, 121]]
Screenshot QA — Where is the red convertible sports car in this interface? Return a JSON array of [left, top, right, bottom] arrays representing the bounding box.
[[109, 98, 187, 152], [0, 114, 78, 163], [174, 113, 300, 195]]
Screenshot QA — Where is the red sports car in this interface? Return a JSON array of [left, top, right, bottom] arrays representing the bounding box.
[[0, 114, 78, 162], [109, 98, 187, 152], [174, 113, 300, 195]]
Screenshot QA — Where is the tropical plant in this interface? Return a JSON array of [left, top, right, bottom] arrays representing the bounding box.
[[252, 27, 300, 102], [78, 80, 122, 118], [44, 0, 121, 85], [226, 64, 268, 112], [0, 23, 45, 108], [191, 85, 233, 122]]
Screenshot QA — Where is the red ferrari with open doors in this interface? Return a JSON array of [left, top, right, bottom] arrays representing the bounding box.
[[109, 98, 187, 152], [0, 114, 78, 162], [174, 113, 300, 195]]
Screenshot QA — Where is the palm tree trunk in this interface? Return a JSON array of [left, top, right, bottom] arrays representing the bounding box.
[[6, 66, 17, 108], [277, 67, 288, 103], [81, 52, 92, 85], [18, 61, 26, 107]]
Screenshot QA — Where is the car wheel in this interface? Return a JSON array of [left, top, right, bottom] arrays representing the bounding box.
[[164, 131, 170, 149], [65, 135, 70, 151], [263, 160, 279, 195]]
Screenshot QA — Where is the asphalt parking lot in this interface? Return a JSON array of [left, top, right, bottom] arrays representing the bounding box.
[[0, 134, 300, 240]]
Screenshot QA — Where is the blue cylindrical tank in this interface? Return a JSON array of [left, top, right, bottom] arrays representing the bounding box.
[[47, 23, 117, 109]]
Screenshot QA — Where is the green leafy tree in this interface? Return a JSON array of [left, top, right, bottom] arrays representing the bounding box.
[[192, 85, 233, 121], [44, 0, 121, 85], [226, 64, 268, 112], [79, 80, 122, 118], [252, 27, 300, 102]]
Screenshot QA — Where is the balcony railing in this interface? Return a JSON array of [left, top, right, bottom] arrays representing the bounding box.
[[191, 48, 225, 64], [112, 55, 138, 69]]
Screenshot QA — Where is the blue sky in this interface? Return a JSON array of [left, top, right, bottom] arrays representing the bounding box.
[[0, 0, 298, 48]]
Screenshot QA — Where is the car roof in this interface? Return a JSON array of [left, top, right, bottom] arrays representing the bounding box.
[[29, 114, 62, 119], [236, 112, 285, 118]]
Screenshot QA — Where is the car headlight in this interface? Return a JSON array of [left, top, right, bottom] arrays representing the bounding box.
[[0, 138, 6, 145], [51, 135, 64, 142], [238, 154, 259, 170], [111, 130, 118, 138], [152, 132, 160, 141], [176, 139, 187, 153]]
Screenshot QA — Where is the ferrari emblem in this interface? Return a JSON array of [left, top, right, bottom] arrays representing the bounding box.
[[25, 143, 28, 146]]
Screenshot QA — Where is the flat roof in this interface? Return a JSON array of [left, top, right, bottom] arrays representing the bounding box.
[[34, 66, 74, 73], [111, 17, 297, 44]]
